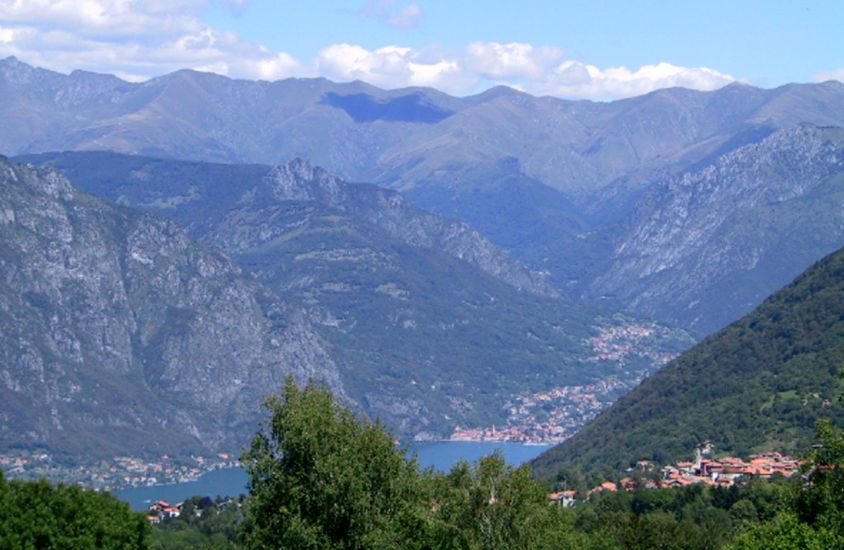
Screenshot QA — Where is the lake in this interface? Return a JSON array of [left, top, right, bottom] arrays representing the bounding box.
[[115, 441, 551, 510]]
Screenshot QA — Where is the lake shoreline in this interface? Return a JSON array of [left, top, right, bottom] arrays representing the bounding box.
[[115, 441, 552, 510]]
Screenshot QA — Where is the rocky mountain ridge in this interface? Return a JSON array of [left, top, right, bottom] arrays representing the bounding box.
[[242, 159, 558, 297], [4, 57, 844, 203], [6, 58, 844, 338], [0, 157, 343, 461], [15, 152, 693, 441], [590, 124, 844, 333]]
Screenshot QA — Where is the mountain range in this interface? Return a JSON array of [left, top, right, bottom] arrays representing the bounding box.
[[5, 56, 844, 336], [5, 56, 844, 469], [11, 152, 691, 444]]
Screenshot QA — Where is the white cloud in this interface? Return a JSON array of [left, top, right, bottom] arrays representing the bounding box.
[[0, 0, 303, 81], [0, 4, 736, 99], [315, 43, 733, 99], [316, 43, 471, 93], [362, 1, 424, 29], [0, 0, 205, 39], [386, 3, 423, 29], [532, 61, 735, 100], [465, 42, 565, 80], [815, 68, 844, 83]]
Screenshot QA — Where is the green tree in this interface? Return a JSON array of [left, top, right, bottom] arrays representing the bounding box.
[[727, 513, 842, 550], [239, 378, 430, 549], [793, 419, 844, 536], [428, 454, 563, 549], [0, 471, 150, 549]]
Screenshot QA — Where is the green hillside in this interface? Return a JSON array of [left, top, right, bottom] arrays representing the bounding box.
[[533, 245, 844, 479]]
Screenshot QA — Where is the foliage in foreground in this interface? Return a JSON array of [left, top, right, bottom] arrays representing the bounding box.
[[234, 379, 844, 549], [0, 470, 149, 549], [239, 379, 590, 549], [5, 378, 842, 549]]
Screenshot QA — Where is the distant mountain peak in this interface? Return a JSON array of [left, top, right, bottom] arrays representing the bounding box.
[[264, 158, 342, 202]]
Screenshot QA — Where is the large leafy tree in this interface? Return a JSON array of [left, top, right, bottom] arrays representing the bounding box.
[[240, 378, 430, 549], [238, 379, 588, 549], [0, 471, 149, 549]]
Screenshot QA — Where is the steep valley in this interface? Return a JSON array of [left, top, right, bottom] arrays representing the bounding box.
[[14, 152, 692, 446]]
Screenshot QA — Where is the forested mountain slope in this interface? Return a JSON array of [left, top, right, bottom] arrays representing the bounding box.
[[533, 245, 844, 478]]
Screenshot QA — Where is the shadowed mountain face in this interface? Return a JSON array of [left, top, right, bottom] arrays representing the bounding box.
[[0, 158, 343, 460], [532, 243, 844, 479], [16, 152, 693, 441], [320, 92, 454, 123]]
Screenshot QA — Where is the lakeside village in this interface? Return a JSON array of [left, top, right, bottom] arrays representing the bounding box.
[[0, 450, 241, 490], [449, 378, 630, 444], [145, 495, 244, 525], [450, 322, 681, 444], [1, 322, 684, 488], [548, 445, 802, 508]]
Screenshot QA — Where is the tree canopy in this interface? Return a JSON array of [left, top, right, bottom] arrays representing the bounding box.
[[0, 470, 149, 549]]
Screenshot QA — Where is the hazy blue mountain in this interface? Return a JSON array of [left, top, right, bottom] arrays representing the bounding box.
[[17, 152, 693, 440], [0, 157, 343, 461], [4, 57, 844, 202], [533, 242, 844, 479], [6, 57, 844, 337], [589, 124, 844, 335]]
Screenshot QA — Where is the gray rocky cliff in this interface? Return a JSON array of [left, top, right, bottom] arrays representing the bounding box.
[[0, 158, 344, 459], [591, 125, 844, 334]]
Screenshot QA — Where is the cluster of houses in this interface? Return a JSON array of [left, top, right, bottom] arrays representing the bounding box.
[[660, 451, 800, 488], [588, 323, 676, 365], [450, 379, 630, 444], [548, 447, 801, 508], [146, 500, 182, 524]]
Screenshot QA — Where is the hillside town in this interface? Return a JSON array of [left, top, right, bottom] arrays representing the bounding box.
[[146, 496, 244, 525], [450, 378, 632, 443], [0, 450, 240, 490], [587, 322, 682, 366], [550, 446, 802, 507], [450, 321, 685, 444]]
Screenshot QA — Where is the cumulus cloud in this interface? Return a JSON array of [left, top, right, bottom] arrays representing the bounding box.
[[0, 0, 302, 80], [317, 43, 470, 93], [532, 61, 735, 100], [316, 42, 733, 99], [0, 4, 735, 99], [465, 42, 565, 80], [0, 0, 204, 39]]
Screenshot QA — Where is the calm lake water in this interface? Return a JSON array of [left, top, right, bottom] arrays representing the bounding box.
[[115, 441, 551, 510]]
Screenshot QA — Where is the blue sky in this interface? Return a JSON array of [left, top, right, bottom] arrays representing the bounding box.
[[1, 0, 842, 99], [206, 0, 843, 88]]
